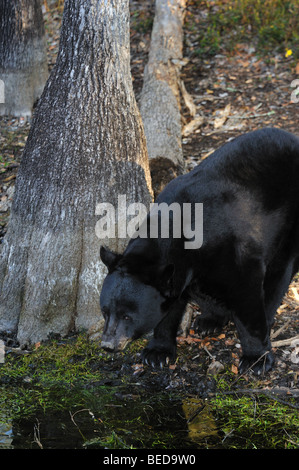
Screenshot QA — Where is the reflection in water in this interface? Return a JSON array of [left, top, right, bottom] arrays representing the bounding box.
[[182, 398, 218, 444], [0, 418, 13, 449], [0, 394, 221, 449]]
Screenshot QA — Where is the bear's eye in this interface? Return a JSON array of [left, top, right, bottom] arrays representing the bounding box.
[[123, 314, 131, 321]]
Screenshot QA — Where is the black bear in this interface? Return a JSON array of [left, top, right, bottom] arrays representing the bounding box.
[[100, 127, 299, 375]]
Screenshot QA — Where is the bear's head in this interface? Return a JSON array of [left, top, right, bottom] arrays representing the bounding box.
[[99, 245, 174, 351]]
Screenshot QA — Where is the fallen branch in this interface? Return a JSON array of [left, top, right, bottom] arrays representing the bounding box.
[[140, 0, 187, 195], [272, 334, 299, 348], [271, 320, 291, 340]]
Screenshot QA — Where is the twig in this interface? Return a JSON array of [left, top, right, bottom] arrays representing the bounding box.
[[194, 94, 223, 102], [33, 419, 43, 449], [285, 299, 299, 310], [186, 404, 205, 424], [69, 408, 96, 440], [222, 428, 235, 443], [272, 334, 299, 348], [203, 345, 215, 360], [231, 111, 276, 120], [233, 351, 270, 382], [271, 320, 291, 340], [5, 346, 31, 355]]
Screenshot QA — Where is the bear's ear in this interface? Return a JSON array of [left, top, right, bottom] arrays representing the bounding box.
[[100, 246, 122, 272]]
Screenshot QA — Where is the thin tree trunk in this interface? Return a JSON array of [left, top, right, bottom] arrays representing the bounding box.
[[140, 0, 186, 196], [0, 0, 152, 345], [0, 0, 48, 116]]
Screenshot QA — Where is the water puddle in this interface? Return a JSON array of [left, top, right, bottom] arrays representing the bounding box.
[[0, 390, 220, 449]]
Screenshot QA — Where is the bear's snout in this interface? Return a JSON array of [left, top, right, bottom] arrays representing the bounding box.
[[101, 335, 131, 352], [101, 338, 116, 351]]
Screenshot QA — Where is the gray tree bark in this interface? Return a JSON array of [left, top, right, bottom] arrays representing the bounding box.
[[0, 0, 48, 117], [140, 0, 186, 196], [0, 0, 153, 345]]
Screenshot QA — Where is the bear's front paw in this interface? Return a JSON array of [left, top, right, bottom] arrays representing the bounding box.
[[239, 351, 274, 375], [141, 340, 176, 368]]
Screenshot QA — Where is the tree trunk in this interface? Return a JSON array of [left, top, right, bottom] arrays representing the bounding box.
[[0, 0, 153, 345], [0, 0, 48, 117], [140, 0, 186, 196]]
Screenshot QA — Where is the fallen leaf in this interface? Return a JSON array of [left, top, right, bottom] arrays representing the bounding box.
[[180, 80, 197, 117], [132, 363, 143, 370], [200, 341, 210, 348], [225, 338, 235, 346], [291, 287, 299, 301], [132, 363, 144, 375], [182, 115, 204, 136], [231, 364, 238, 375], [214, 104, 231, 129]]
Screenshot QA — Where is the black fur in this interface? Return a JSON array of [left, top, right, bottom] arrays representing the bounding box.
[[100, 128, 299, 375]]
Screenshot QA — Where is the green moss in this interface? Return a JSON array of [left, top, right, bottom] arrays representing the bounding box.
[[211, 394, 299, 449], [0, 333, 111, 419]]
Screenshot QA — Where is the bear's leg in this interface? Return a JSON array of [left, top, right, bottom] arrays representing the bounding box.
[[234, 313, 274, 375], [141, 297, 188, 367], [193, 299, 230, 335], [232, 258, 274, 375]]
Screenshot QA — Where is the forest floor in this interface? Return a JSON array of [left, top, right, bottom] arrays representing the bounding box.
[[0, 0, 299, 449]]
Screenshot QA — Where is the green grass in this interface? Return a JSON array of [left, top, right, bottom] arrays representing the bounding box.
[[188, 0, 299, 60], [211, 394, 299, 448]]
